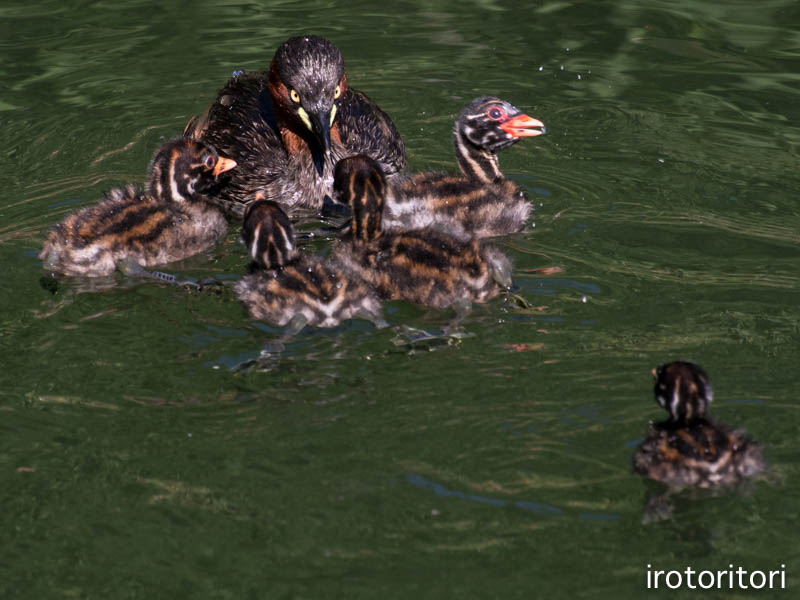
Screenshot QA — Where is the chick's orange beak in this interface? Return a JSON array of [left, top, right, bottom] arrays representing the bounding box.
[[500, 113, 545, 138], [214, 157, 237, 177]]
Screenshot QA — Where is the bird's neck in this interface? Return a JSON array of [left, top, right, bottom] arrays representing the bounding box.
[[453, 128, 503, 184]]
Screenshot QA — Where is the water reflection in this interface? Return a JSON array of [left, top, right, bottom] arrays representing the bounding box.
[[407, 473, 628, 521], [407, 473, 564, 515]]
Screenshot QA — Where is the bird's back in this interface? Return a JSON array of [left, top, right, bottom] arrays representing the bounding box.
[[634, 419, 766, 489], [234, 254, 381, 327]]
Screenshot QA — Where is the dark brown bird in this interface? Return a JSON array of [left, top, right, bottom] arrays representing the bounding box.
[[39, 138, 236, 277], [633, 361, 766, 489], [383, 96, 544, 239], [234, 200, 384, 330], [332, 155, 512, 311], [185, 35, 407, 217]]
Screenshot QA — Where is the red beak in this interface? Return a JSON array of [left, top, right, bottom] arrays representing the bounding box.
[[500, 113, 545, 138]]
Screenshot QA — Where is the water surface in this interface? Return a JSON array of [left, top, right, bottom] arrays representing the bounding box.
[[2, 1, 799, 597]]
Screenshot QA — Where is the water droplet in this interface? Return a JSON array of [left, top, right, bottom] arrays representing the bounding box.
[[560, 65, 564, 70], [581, 296, 588, 303], [538, 66, 543, 71], [577, 74, 581, 80]]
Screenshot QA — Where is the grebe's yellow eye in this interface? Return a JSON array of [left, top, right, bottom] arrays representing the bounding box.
[[290, 89, 300, 103], [334, 85, 341, 100]]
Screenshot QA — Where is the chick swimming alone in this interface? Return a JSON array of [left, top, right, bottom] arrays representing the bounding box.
[[383, 96, 544, 239], [234, 200, 384, 329], [185, 35, 406, 216], [40, 138, 235, 277], [633, 361, 766, 489], [332, 155, 512, 310]]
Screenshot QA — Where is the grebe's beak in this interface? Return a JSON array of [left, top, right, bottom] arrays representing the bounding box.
[[309, 109, 333, 154], [500, 113, 545, 137], [214, 157, 237, 177]]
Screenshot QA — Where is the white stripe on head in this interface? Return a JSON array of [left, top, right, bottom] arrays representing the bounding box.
[[250, 222, 262, 261], [670, 376, 681, 420], [703, 377, 713, 404], [278, 222, 293, 254], [169, 155, 184, 202]]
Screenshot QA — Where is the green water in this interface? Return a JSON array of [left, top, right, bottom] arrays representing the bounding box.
[[2, 1, 799, 598]]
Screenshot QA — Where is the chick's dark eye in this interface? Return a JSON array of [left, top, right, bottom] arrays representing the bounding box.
[[488, 108, 503, 120], [204, 155, 216, 169]]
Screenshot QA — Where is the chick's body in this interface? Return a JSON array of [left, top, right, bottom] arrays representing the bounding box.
[[634, 420, 764, 489], [234, 200, 383, 328], [335, 227, 509, 309], [40, 138, 235, 277], [332, 155, 512, 309], [383, 96, 544, 239], [236, 256, 381, 328], [633, 361, 766, 489], [386, 173, 529, 240]]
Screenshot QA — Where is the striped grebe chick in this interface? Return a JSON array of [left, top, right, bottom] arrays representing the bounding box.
[[634, 361, 766, 490], [234, 200, 384, 330], [39, 138, 235, 277], [383, 96, 544, 239], [332, 155, 512, 311]]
